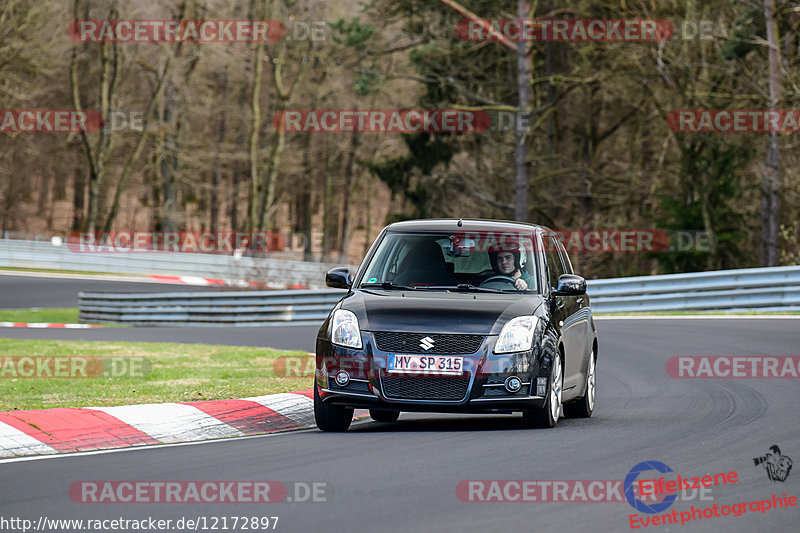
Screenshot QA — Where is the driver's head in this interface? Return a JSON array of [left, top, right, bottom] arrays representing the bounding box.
[[495, 252, 517, 275], [489, 245, 522, 275]]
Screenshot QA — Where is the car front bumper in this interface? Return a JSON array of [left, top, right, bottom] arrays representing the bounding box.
[[315, 332, 548, 413]]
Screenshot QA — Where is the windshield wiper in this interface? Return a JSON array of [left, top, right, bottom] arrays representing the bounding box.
[[360, 281, 417, 290], [427, 284, 505, 293]]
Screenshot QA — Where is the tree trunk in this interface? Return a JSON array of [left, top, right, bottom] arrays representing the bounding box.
[[155, 83, 180, 233], [514, 0, 532, 221], [72, 166, 86, 231], [247, 3, 266, 232], [211, 72, 228, 231], [258, 111, 285, 231], [300, 130, 314, 261], [101, 42, 177, 233], [69, 0, 120, 232], [321, 136, 336, 259], [231, 88, 249, 232], [231, 170, 241, 232], [761, 0, 783, 266], [339, 129, 360, 260]]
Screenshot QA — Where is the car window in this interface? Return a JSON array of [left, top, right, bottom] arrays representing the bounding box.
[[557, 240, 574, 274], [545, 236, 566, 289]]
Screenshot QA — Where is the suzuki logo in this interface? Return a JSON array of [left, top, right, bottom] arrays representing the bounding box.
[[420, 336, 435, 351]]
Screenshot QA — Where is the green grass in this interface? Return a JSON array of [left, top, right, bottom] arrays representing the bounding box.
[[0, 338, 314, 411], [0, 308, 127, 326], [0, 308, 80, 324]]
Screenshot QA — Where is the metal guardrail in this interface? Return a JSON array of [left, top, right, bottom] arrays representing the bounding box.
[[0, 239, 353, 289], [79, 289, 344, 326], [77, 266, 800, 326], [586, 265, 800, 313]]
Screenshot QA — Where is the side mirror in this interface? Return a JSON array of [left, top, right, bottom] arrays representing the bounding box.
[[325, 267, 352, 289], [552, 274, 586, 296]]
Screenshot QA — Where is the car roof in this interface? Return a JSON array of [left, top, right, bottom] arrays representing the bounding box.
[[384, 218, 554, 234]]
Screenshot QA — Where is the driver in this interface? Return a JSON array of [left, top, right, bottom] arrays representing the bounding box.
[[489, 245, 532, 290]]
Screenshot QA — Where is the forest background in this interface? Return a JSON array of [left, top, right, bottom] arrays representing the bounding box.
[[1, 0, 798, 279]]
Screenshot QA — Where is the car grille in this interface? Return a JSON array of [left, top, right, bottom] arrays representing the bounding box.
[[382, 375, 470, 401], [372, 332, 485, 355]]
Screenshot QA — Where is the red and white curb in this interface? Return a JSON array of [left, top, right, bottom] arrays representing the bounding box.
[[0, 390, 354, 458], [0, 322, 101, 328], [147, 275, 227, 286], [147, 275, 308, 289]]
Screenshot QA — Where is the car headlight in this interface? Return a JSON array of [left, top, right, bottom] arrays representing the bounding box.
[[494, 316, 539, 354], [330, 309, 362, 349]]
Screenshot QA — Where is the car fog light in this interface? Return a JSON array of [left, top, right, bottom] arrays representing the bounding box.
[[504, 376, 522, 393], [536, 377, 547, 396], [334, 371, 350, 387]]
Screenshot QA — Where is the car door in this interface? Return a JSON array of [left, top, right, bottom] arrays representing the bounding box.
[[545, 236, 583, 393], [558, 239, 593, 383]]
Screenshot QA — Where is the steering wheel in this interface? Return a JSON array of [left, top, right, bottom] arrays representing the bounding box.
[[479, 275, 518, 288]]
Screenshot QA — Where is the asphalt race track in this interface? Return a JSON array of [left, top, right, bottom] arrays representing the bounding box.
[[1, 316, 799, 533], [0, 273, 213, 309]]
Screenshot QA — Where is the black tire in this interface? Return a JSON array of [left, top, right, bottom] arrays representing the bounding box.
[[314, 383, 353, 432], [369, 409, 400, 423], [522, 354, 562, 429], [564, 350, 596, 419]]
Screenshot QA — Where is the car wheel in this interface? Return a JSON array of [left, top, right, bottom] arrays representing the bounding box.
[[369, 409, 400, 423], [564, 350, 596, 419], [523, 353, 562, 428], [314, 383, 353, 432]]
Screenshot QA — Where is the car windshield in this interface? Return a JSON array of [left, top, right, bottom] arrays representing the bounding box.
[[359, 231, 539, 292]]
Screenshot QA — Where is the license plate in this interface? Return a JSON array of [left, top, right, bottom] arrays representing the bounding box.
[[387, 354, 463, 374]]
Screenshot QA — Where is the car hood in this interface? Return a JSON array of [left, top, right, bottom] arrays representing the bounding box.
[[340, 289, 544, 335]]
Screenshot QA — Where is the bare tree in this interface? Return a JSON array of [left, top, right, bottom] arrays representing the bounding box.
[[761, 0, 783, 266], [69, 0, 119, 232]]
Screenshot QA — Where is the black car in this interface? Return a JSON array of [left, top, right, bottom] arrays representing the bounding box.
[[314, 219, 597, 431]]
